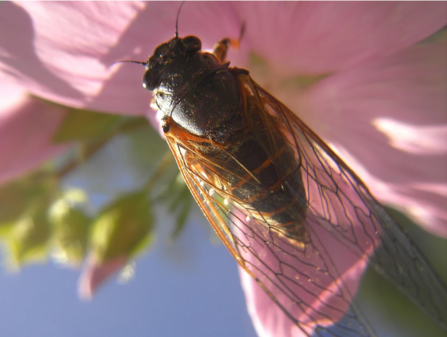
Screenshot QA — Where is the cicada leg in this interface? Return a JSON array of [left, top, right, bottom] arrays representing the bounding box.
[[213, 24, 246, 63]]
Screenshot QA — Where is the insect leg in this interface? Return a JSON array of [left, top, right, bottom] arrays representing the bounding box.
[[213, 23, 246, 63]]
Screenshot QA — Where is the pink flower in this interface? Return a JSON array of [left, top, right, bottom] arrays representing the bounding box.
[[234, 2, 447, 238], [0, 79, 68, 184], [78, 255, 127, 300], [234, 206, 375, 337], [1, 2, 446, 336]]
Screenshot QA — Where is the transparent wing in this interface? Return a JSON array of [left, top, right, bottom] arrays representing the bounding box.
[[164, 74, 447, 337], [251, 76, 447, 332]]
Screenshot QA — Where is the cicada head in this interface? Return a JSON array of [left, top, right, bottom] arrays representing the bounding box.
[[142, 35, 202, 91], [142, 35, 230, 122], [140, 34, 241, 140]]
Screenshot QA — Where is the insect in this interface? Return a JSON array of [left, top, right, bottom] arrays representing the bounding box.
[[121, 4, 447, 337]]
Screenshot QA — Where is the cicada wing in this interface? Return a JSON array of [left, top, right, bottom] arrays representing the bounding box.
[[165, 136, 242, 262], [164, 73, 446, 336], [250, 77, 447, 330], [165, 115, 376, 335], [167, 131, 379, 336]]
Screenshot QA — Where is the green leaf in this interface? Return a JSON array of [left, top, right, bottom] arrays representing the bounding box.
[[420, 25, 447, 44], [50, 202, 91, 266], [6, 202, 52, 269], [249, 52, 331, 90], [90, 191, 154, 263], [0, 180, 43, 226], [163, 174, 194, 238], [126, 122, 170, 170], [249, 52, 270, 78], [0, 174, 56, 237], [280, 73, 332, 90], [52, 109, 122, 143], [171, 188, 193, 238], [167, 181, 188, 212]]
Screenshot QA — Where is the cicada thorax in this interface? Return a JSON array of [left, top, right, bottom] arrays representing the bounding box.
[[145, 35, 309, 243]]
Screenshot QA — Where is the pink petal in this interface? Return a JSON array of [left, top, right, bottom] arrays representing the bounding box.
[[2, 2, 444, 120], [0, 2, 242, 117], [235, 214, 374, 337], [231, 137, 382, 336], [389, 183, 447, 237], [0, 2, 144, 115], [304, 41, 447, 236], [237, 2, 447, 73], [0, 80, 69, 185], [78, 255, 127, 300]]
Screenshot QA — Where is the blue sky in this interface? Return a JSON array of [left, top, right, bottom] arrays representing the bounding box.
[[0, 130, 257, 337], [1, 207, 257, 337]]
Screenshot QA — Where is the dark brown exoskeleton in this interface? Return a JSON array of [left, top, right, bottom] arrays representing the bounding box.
[[121, 7, 447, 337], [143, 31, 309, 245]]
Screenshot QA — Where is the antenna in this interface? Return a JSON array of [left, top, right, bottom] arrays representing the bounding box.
[[112, 60, 147, 67], [175, 1, 185, 38]]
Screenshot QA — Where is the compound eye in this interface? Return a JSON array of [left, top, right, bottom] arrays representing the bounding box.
[[142, 70, 159, 91], [182, 36, 201, 52]]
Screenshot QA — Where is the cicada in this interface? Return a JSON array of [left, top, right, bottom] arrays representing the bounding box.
[[122, 10, 447, 337]]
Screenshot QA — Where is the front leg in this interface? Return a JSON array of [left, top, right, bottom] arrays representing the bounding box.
[[213, 24, 246, 63]]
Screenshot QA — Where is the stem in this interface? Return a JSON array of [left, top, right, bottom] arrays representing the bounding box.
[[56, 117, 149, 179]]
